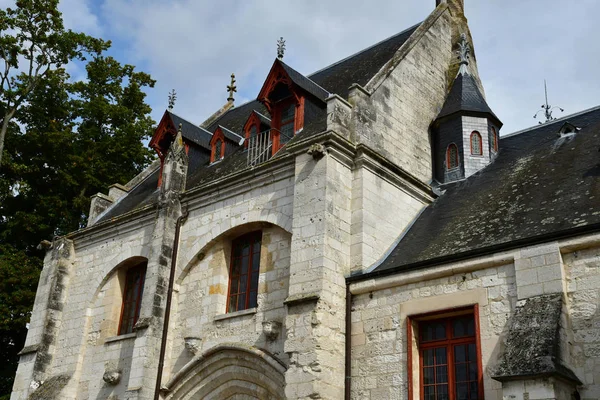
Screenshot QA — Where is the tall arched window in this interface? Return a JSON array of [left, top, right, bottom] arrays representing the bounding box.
[[118, 261, 147, 335], [446, 144, 459, 170], [491, 127, 498, 152], [470, 131, 482, 156], [227, 231, 262, 313]]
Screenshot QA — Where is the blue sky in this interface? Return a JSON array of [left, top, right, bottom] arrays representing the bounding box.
[[5, 0, 600, 135]]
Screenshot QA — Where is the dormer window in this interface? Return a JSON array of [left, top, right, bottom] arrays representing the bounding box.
[[272, 98, 302, 153], [447, 144, 459, 170], [210, 128, 226, 163], [470, 131, 482, 156], [558, 122, 579, 138]]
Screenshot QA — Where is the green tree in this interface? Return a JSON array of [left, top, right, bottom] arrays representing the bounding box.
[[0, 0, 108, 167], [0, 41, 155, 400]]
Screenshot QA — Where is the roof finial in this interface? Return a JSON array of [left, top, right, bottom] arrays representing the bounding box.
[[227, 73, 237, 102], [168, 89, 177, 110], [456, 33, 471, 75], [533, 80, 564, 124], [277, 37, 286, 60]]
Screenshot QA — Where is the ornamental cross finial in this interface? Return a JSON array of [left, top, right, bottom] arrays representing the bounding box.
[[168, 89, 177, 110], [227, 73, 237, 102], [457, 33, 471, 74], [277, 37, 286, 60]]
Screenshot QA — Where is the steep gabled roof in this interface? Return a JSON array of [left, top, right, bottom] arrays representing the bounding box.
[[436, 72, 501, 124], [372, 105, 600, 275], [309, 23, 420, 98], [168, 111, 213, 150], [279, 61, 330, 102]]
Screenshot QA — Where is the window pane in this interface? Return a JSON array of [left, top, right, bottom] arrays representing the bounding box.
[[435, 347, 447, 365], [253, 240, 261, 253], [250, 125, 257, 137], [423, 349, 435, 366], [456, 383, 468, 400], [455, 344, 466, 363], [422, 322, 446, 342], [469, 344, 477, 364], [469, 362, 478, 380], [282, 103, 295, 120], [230, 278, 238, 295], [436, 366, 448, 384], [280, 122, 294, 144], [229, 295, 237, 312], [248, 292, 257, 308], [250, 272, 259, 292], [438, 384, 449, 400], [237, 294, 245, 310], [231, 258, 241, 275], [453, 316, 475, 338], [252, 251, 260, 273], [455, 362, 467, 382], [423, 385, 435, 400], [423, 367, 434, 384], [242, 242, 250, 256], [470, 382, 479, 399], [241, 256, 249, 274]]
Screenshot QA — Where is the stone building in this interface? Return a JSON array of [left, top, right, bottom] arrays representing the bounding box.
[[11, 0, 600, 399]]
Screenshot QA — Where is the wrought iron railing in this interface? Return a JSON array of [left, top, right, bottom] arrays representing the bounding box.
[[246, 128, 293, 167]]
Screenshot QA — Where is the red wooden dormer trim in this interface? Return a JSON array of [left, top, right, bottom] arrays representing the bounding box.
[[243, 112, 262, 149], [210, 127, 226, 163], [149, 111, 191, 187], [257, 60, 305, 156]]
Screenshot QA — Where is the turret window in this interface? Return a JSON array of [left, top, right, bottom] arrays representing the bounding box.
[[470, 132, 482, 156], [491, 127, 498, 152], [447, 144, 459, 170]]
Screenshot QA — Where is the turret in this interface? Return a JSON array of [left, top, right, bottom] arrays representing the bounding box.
[[432, 34, 502, 185]]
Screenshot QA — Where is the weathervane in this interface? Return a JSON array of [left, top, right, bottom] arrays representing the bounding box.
[[456, 33, 470, 74], [227, 73, 237, 102], [533, 80, 564, 124], [277, 37, 286, 60], [168, 89, 177, 110]]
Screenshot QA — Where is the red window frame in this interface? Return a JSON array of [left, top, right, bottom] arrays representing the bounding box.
[[491, 127, 498, 152], [243, 112, 262, 149], [210, 128, 226, 163], [226, 231, 262, 313], [407, 305, 484, 400], [470, 131, 482, 156], [271, 96, 304, 156], [446, 143, 459, 170], [118, 262, 147, 335]]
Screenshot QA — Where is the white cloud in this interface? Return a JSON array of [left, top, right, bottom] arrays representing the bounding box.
[[58, 0, 600, 134]]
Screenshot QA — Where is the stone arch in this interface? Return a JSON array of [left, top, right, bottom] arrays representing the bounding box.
[[176, 220, 291, 286], [163, 344, 286, 400], [88, 255, 148, 304]]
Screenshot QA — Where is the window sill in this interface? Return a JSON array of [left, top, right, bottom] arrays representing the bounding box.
[[104, 332, 137, 344], [214, 307, 257, 322]]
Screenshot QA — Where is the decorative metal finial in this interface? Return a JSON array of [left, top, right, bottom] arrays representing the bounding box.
[[456, 33, 471, 75], [227, 73, 237, 102], [533, 80, 564, 124], [168, 89, 177, 110], [277, 37, 286, 60]]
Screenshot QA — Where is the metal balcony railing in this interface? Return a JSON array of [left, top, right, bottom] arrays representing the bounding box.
[[246, 128, 293, 167]]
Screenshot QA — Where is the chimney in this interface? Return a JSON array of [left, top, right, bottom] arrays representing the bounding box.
[[436, 0, 464, 15]]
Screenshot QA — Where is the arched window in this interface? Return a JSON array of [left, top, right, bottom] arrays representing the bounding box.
[[491, 127, 498, 152], [446, 144, 459, 170], [118, 261, 147, 335], [470, 131, 482, 156], [227, 231, 262, 313]]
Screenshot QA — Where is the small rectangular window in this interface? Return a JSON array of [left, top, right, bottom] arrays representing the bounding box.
[[227, 231, 262, 313], [118, 263, 147, 335]]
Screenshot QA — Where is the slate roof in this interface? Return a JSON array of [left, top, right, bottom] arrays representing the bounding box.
[[309, 23, 420, 98], [436, 71, 500, 124], [372, 105, 600, 275], [279, 61, 330, 102], [168, 111, 212, 150], [93, 20, 423, 222]]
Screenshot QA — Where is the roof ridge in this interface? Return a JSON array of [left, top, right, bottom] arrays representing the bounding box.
[[502, 104, 600, 139], [307, 22, 422, 79], [167, 110, 202, 127]]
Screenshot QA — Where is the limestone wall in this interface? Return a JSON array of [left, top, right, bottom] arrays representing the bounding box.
[[563, 246, 600, 400], [349, 8, 454, 184], [350, 263, 517, 400]]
